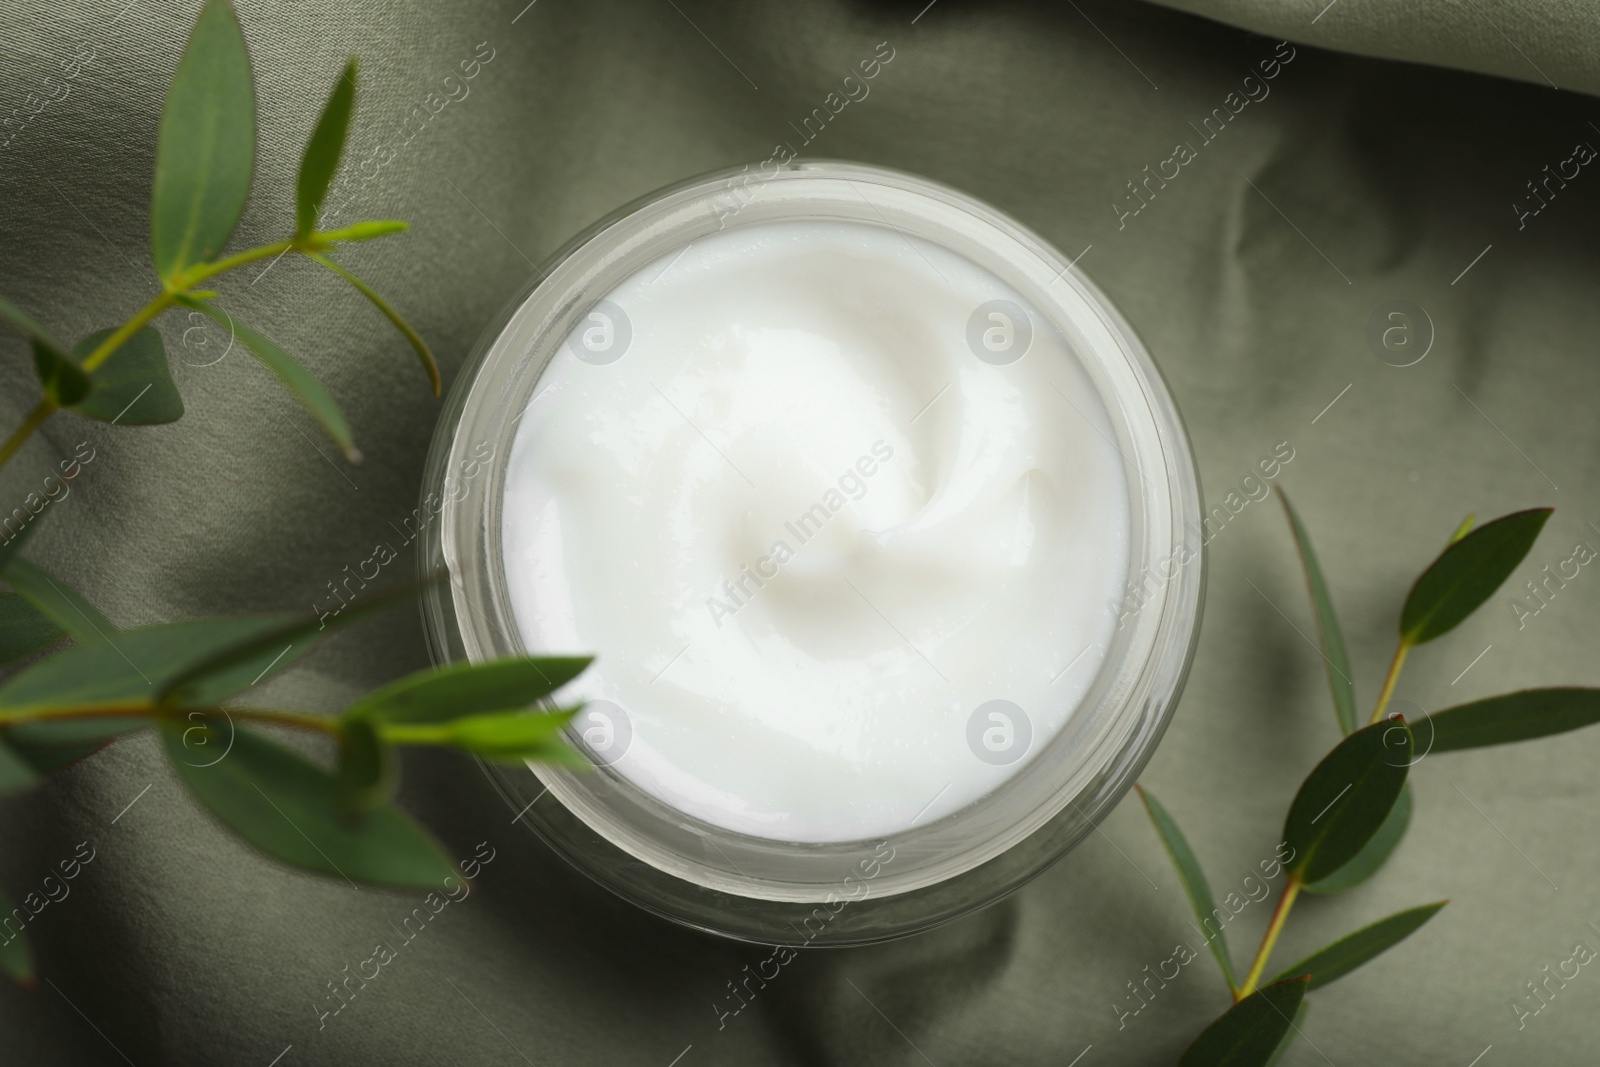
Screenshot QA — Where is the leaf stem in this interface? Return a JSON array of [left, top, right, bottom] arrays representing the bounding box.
[[0, 701, 338, 734], [1238, 873, 1303, 1000], [1369, 640, 1412, 725], [0, 400, 58, 469]]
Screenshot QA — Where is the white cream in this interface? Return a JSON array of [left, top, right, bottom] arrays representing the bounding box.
[[501, 219, 1130, 843]]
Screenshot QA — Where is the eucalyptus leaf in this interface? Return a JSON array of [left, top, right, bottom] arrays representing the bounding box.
[[68, 328, 184, 425], [1400, 508, 1552, 644], [150, 0, 255, 282], [443, 708, 577, 760], [1, 557, 116, 644], [1421, 688, 1600, 752], [321, 219, 407, 242], [1136, 784, 1238, 989], [0, 616, 305, 712], [1262, 1001, 1307, 1067], [0, 593, 65, 667], [1271, 901, 1445, 991], [296, 58, 357, 237], [1283, 720, 1410, 884], [0, 885, 34, 985], [32, 341, 91, 407], [335, 715, 393, 812], [1178, 976, 1309, 1067], [5, 716, 146, 773], [158, 579, 433, 705], [0, 295, 66, 357], [0, 511, 39, 573], [1280, 491, 1357, 734], [182, 300, 358, 462], [348, 656, 593, 725], [1303, 783, 1412, 895], [161, 717, 456, 888], [0, 737, 40, 794], [305, 251, 440, 395]]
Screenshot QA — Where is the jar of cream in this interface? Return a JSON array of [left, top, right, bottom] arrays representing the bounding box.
[[420, 161, 1203, 944]]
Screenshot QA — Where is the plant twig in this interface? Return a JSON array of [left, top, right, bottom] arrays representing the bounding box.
[[1238, 874, 1303, 1000], [1370, 640, 1411, 725]]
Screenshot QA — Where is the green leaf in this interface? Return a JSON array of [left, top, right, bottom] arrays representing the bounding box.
[[440, 708, 577, 760], [1303, 783, 1412, 894], [1420, 688, 1600, 752], [1136, 784, 1237, 990], [5, 716, 146, 773], [1262, 1000, 1308, 1067], [335, 715, 393, 811], [1271, 901, 1445, 991], [0, 736, 40, 794], [0, 886, 35, 985], [0, 616, 307, 712], [348, 656, 593, 725], [157, 579, 433, 706], [1179, 976, 1309, 1067], [1, 557, 116, 644], [1400, 508, 1552, 644], [32, 341, 92, 406], [296, 58, 357, 237], [1283, 720, 1410, 884], [182, 300, 358, 462], [0, 593, 65, 667], [161, 717, 456, 888], [0, 296, 66, 357], [0, 507, 40, 573], [305, 251, 440, 396], [67, 328, 184, 425], [1280, 491, 1357, 734], [150, 0, 255, 282], [320, 219, 408, 242]]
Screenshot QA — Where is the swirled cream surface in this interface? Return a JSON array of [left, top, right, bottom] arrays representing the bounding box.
[[501, 219, 1130, 843]]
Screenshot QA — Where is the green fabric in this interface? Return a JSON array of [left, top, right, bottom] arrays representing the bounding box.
[[1146, 0, 1600, 96], [2, 1, 1597, 1063]]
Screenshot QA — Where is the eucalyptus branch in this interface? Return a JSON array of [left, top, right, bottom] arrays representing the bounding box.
[[1144, 501, 1600, 1064]]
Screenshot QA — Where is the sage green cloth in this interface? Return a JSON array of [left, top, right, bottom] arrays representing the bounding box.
[[3, 1, 1599, 1064]]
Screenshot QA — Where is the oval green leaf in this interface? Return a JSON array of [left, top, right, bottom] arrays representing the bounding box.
[[0, 296, 66, 357], [1280, 491, 1357, 734], [335, 715, 394, 812], [1303, 783, 1412, 894], [1271, 901, 1445, 991], [1283, 719, 1410, 884], [68, 328, 184, 425], [0, 615, 306, 712], [1178, 976, 1309, 1067], [6, 716, 147, 773], [348, 656, 593, 726], [443, 708, 577, 761], [1263, 1000, 1307, 1067], [0, 737, 40, 795], [32, 341, 92, 406], [1136, 784, 1238, 990], [1420, 688, 1600, 752], [158, 579, 432, 706], [183, 300, 358, 462], [1400, 508, 1552, 644], [161, 716, 455, 888], [0, 885, 35, 985], [150, 0, 255, 282], [306, 251, 440, 396], [296, 58, 357, 237], [1, 557, 116, 644], [0, 593, 66, 667]]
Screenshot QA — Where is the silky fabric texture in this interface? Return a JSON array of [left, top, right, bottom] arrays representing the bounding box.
[[1, 1, 1597, 1064]]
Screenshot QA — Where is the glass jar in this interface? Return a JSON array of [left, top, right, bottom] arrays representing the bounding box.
[[419, 161, 1203, 945]]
